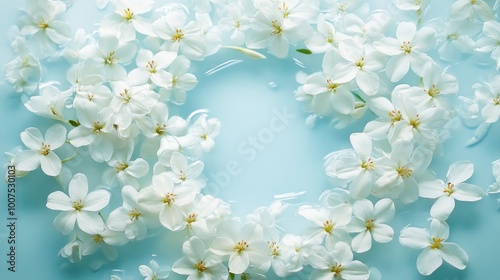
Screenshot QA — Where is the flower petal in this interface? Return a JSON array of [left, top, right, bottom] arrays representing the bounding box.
[[416, 248, 442, 276]]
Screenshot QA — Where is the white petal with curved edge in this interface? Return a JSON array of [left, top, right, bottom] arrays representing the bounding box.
[[69, 173, 89, 201], [453, 183, 484, 201], [372, 223, 394, 243], [430, 195, 455, 220], [351, 230, 372, 253], [40, 152, 62, 176], [399, 227, 429, 249], [53, 211, 77, 235], [440, 242, 468, 270], [76, 211, 105, 234], [84, 189, 111, 211], [228, 252, 250, 274], [46, 191, 73, 211], [417, 248, 442, 276]]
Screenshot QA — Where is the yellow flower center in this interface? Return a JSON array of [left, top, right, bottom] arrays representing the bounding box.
[[179, 171, 186, 181], [234, 240, 249, 253], [172, 29, 184, 42], [38, 21, 49, 30], [330, 264, 343, 277], [147, 60, 157, 74], [104, 51, 117, 65], [92, 234, 104, 244], [326, 79, 339, 93], [268, 241, 280, 256], [186, 213, 196, 224], [39, 142, 51, 156], [401, 41, 413, 54], [122, 8, 134, 21], [120, 89, 131, 102], [356, 57, 365, 69], [493, 97, 500, 105], [447, 33, 459, 40], [279, 2, 290, 18], [361, 158, 375, 171], [427, 84, 440, 97], [155, 123, 167, 135], [409, 114, 420, 129], [323, 220, 334, 234], [271, 20, 282, 36], [93, 121, 104, 134], [388, 110, 402, 124], [129, 208, 142, 220], [73, 199, 83, 212], [397, 165, 413, 178], [430, 237, 444, 249], [195, 260, 206, 272], [162, 192, 176, 205], [365, 219, 375, 231], [115, 162, 128, 173], [443, 182, 455, 196]]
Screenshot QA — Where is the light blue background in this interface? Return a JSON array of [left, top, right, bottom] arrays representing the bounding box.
[[0, 1, 499, 280]]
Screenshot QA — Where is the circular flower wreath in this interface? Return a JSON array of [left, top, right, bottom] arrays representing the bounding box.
[[4, 0, 500, 279]]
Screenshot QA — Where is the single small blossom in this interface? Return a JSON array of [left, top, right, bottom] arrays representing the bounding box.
[[474, 75, 500, 123], [25, 84, 72, 121], [399, 219, 468, 275], [348, 199, 395, 253], [128, 49, 177, 88], [137, 172, 198, 231], [165, 151, 205, 188], [107, 185, 158, 241], [374, 21, 436, 82], [308, 242, 370, 280], [419, 161, 483, 220], [139, 260, 170, 280], [101, 0, 155, 41], [172, 236, 228, 279], [449, 0, 494, 21], [475, 20, 500, 69], [46, 173, 110, 234], [210, 221, 269, 274], [81, 228, 129, 261], [158, 55, 198, 105], [14, 124, 67, 176]]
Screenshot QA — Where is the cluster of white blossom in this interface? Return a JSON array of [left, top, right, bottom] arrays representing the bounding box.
[[3, 0, 499, 279]]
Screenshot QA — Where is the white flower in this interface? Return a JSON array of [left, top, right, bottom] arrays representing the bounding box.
[[298, 203, 352, 247], [59, 238, 83, 263], [218, 4, 251, 45], [152, 10, 206, 60], [374, 21, 436, 82], [101, 0, 155, 41], [139, 260, 170, 280], [246, 201, 288, 241], [264, 236, 305, 277], [67, 61, 105, 94], [18, 0, 71, 58], [172, 236, 228, 279], [348, 199, 395, 253], [475, 20, 500, 69], [331, 39, 385, 95], [308, 242, 370, 280], [301, 49, 356, 115], [340, 12, 391, 43], [46, 173, 110, 234], [246, 9, 311, 58], [210, 221, 269, 274], [137, 173, 198, 231], [14, 124, 67, 176], [399, 219, 468, 275], [80, 33, 137, 81], [108, 82, 158, 135], [429, 18, 481, 62], [305, 14, 345, 53], [107, 185, 158, 241], [25, 85, 72, 121], [488, 159, 500, 194], [373, 140, 432, 204], [449, 0, 494, 21], [105, 143, 149, 189], [81, 228, 129, 261], [128, 49, 177, 88], [165, 151, 205, 188], [419, 161, 483, 220], [417, 62, 459, 107], [179, 195, 221, 238], [474, 75, 500, 123], [68, 103, 122, 162], [4, 37, 41, 94], [187, 114, 221, 153], [158, 55, 198, 104], [137, 102, 188, 139], [331, 133, 378, 199]]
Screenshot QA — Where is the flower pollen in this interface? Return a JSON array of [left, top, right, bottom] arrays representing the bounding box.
[[268, 241, 280, 256], [92, 121, 104, 133], [365, 219, 375, 231], [146, 60, 157, 74], [195, 260, 206, 272], [323, 220, 334, 234], [397, 165, 413, 177], [271, 20, 282, 36], [172, 29, 184, 42], [330, 264, 343, 277], [388, 110, 402, 124], [104, 51, 117, 65], [38, 21, 49, 30], [401, 41, 413, 54], [92, 234, 104, 244], [128, 208, 142, 220], [162, 192, 176, 205], [39, 142, 51, 156], [430, 237, 444, 249], [443, 182, 455, 196], [361, 158, 375, 171], [234, 240, 249, 253], [427, 84, 440, 97], [72, 199, 83, 212], [122, 8, 134, 21], [115, 162, 129, 173]]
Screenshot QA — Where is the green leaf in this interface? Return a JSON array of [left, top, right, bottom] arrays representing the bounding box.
[[229, 272, 235, 280], [296, 48, 312, 54], [69, 120, 80, 127]]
